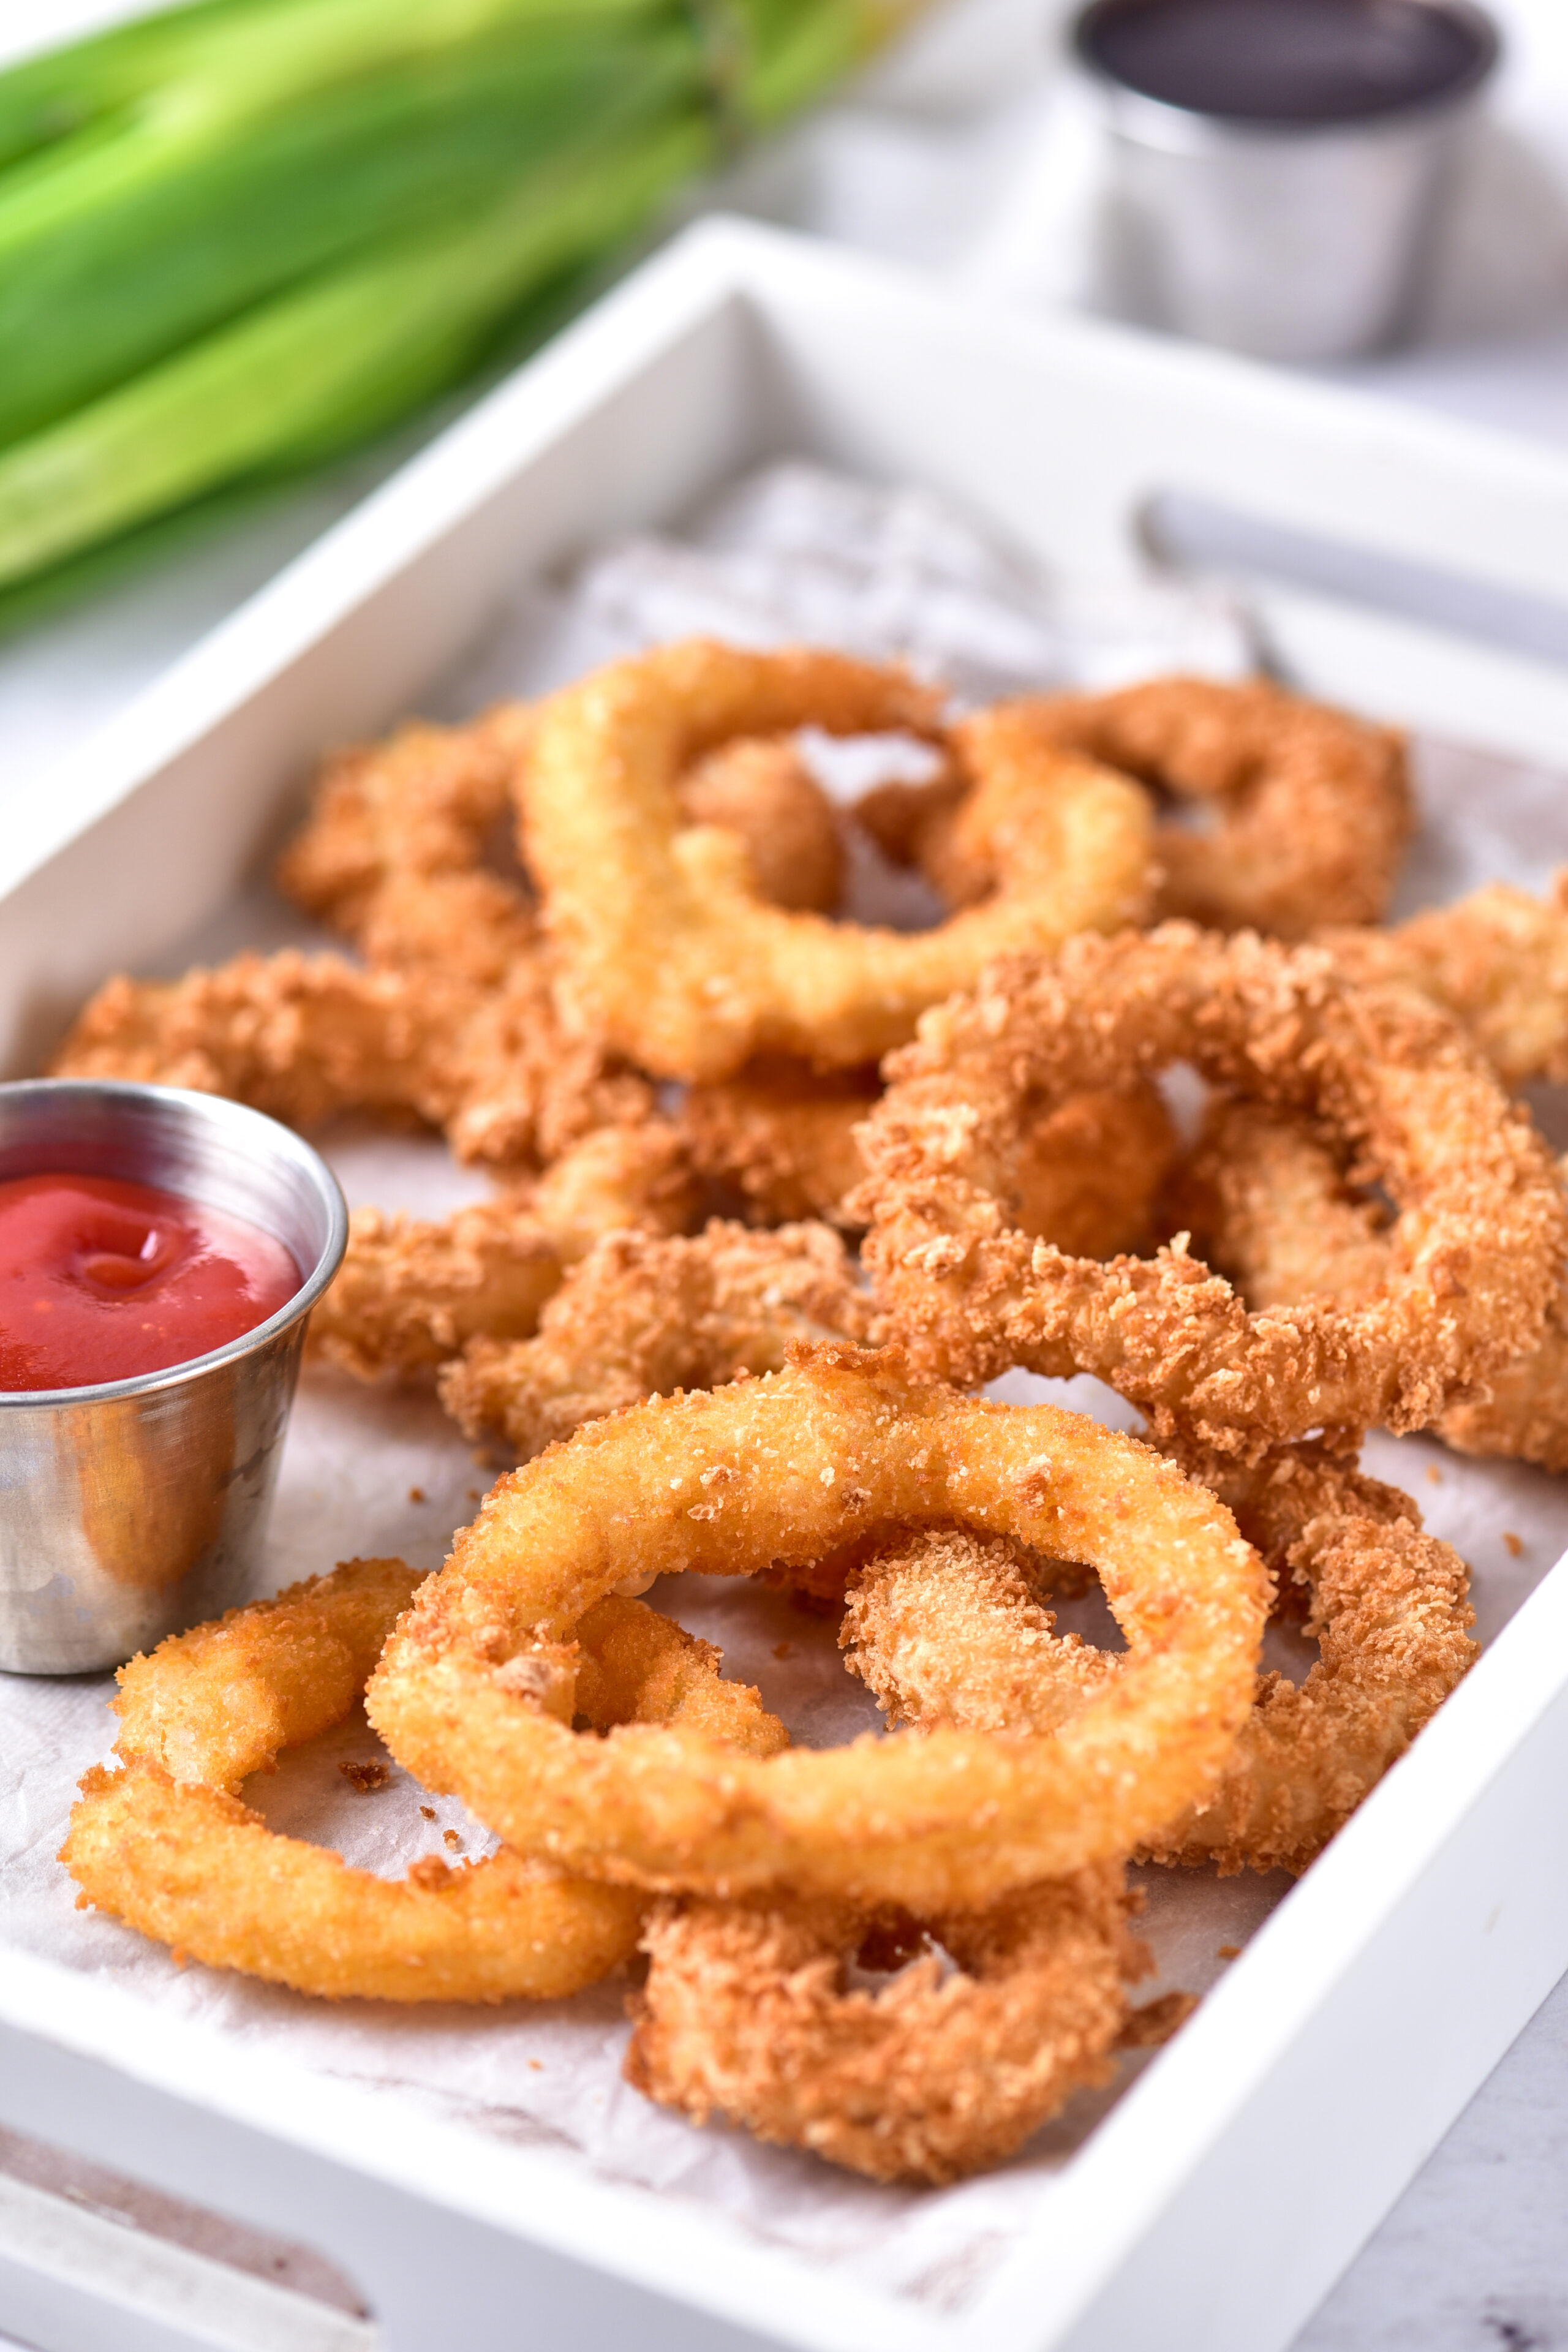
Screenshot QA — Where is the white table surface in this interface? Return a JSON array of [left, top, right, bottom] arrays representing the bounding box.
[[4, 2, 1568, 2346]]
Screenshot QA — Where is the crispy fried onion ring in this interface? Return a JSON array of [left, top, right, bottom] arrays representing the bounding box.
[[1320, 875, 1568, 1086], [277, 707, 846, 982], [51, 948, 650, 1170], [309, 1123, 700, 1381], [679, 736, 845, 915], [993, 677, 1411, 938], [366, 1347, 1268, 1909], [625, 1865, 1150, 2185], [841, 1437, 1476, 1878], [276, 707, 540, 986], [854, 926, 1568, 1452], [521, 641, 1153, 1081], [439, 1218, 877, 1460], [1178, 1098, 1568, 1473], [60, 1559, 644, 2001], [680, 1058, 1177, 1253]]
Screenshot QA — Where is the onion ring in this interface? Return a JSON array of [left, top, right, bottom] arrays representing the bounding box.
[[625, 1866, 1149, 2185], [678, 735, 844, 914], [854, 926, 1568, 1452], [1321, 875, 1568, 1085], [279, 709, 845, 987], [365, 1346, 1268, 1909], [61, 1559, 644, 2002], [842, 1442, 1476, 1877], [51, 948, 651, 1170], [310, 1123, 699, 1381], [521, 641, 1152, 1080], [276, 707, 538, 986], [437, 1218, 879, 1458], [1001, 677, 1412, 938], [680, 1060, 1177, 1254], [679, 1061, 881, 1226], [1178, 1098, 1568, 1473]]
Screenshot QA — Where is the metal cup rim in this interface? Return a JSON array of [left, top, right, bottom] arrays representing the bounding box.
[[0, 1078, 347, 1411], [1069, 0, 1502, 140]]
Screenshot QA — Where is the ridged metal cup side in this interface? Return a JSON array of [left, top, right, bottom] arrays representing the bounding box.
[[0, 1082, 347, 1674], [1072, 0, 1501, 362]]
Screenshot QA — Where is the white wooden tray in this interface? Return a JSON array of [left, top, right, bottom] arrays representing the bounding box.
[[4, 217, 1568, 2352]]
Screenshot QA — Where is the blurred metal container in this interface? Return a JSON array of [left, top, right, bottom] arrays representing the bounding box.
[[0, 1082, 345, 1674], [1072, 0, 1500, 361]]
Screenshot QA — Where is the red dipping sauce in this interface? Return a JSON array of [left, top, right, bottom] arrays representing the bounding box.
[[0, 1172, 301, 1390]]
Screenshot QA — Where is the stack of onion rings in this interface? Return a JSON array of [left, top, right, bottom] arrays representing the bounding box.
[[854, 925, 1568, 1452], [366, 1346, 1269, 1909], [840, 1441, 1476, 1878], [521, 641, 1153, 1080]]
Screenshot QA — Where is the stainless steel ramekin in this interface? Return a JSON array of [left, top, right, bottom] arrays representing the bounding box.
[[1072, 0, 1500, 362], [0, 1082, 347, 1675]]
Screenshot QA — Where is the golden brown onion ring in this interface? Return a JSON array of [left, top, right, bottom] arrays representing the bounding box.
[[366, 1346, 1268, 1910], [1006, 676, 1412, 938], [1178, 1097, 1568, 1474], [626, 1867, 1149, 2185], [309, 1123, 701, 1381], [680, 1059, 1177, 1254], [1320, 875, 1568, 1086], [51, 949, 650, 1171], [437, 1218, 878, 1459], [678, 735, 843, 915], [276, 708, 538, 987], [61, 1560, 644, 2002], [521, 641, 1152, 1081], [854, 926, 1568, 1453], [842, 1441, 1476, 1879]]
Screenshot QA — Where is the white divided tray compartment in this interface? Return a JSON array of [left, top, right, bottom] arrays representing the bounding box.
[[4, 218, 1568, 2352]]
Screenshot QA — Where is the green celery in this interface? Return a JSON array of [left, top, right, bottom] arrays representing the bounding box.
[[0, 111, 708, 590]]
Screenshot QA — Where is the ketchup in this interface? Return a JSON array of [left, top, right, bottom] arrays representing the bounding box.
[[0, 1173, 301, 1390]]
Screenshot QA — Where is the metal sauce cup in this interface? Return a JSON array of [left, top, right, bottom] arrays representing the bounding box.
[[0, 1082, 347, 1674], [1072, 0, 1501, 361]]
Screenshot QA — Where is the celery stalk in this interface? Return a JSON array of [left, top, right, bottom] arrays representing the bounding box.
[[0, 0, 933, 603], [0, 113, 707, 590], [0, 0, 685, 443]]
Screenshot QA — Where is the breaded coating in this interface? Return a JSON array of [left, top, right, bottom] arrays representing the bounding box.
[[52, 949, 651, 1170], [1180, 1097, 1568, 1472], [439, 1219, 878, 1459], [842, 1529, 1118, 1738], [681, 1058, 1175, 1254], [844, 1444, 1476, 1880], [627, 1865, 1148, 2184], [1321, 875, 1568, 1085], [679, 735, 843, 914], [521, 640, 1152, 1079], [858, 677, 1410, 938], [1170, 1096, 1395, 1310], [1148, 1441, 1477, 1872], [366, 1347, 1269, 1911], [277, 707, 538, 986], [522, 1119, 701, 1263], [856, 926, 1568, 1453], [64, 1558, 644, 2002], [1012, 676, 1412, 938], [680, 1060, 880, 1225], [310, 1124, 701, 1381]]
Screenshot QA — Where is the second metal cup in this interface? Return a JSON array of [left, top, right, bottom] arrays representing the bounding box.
[[1073, 0, 1501, 362]]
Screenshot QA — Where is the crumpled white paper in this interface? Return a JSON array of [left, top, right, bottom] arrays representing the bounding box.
[[5, 464, 1568, 2324]]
